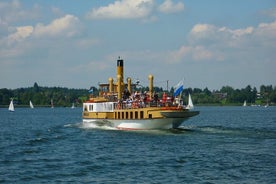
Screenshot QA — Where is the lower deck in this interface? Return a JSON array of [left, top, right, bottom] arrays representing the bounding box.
[[82, 107, 169, 120]]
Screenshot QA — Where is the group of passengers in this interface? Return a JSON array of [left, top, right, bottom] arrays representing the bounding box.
[[118, 90, 174, 109]]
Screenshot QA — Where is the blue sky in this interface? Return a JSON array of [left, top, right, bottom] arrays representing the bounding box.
[[0, 0, 275, 90]]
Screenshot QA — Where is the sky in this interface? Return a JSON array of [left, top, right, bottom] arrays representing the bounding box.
[[0, 0, 275, 91]]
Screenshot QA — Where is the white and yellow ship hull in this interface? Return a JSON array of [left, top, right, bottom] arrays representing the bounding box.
[[82, 102, 199, 130]]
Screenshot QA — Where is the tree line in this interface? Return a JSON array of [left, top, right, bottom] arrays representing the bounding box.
[[0, 82, 88, 107], [181, 85, 276, 105], [0, 83, 275, 107]]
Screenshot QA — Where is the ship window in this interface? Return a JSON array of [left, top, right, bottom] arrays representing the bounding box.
[[140, 111, 144, 119], [89, 105, 93, 111], [126, 112, 129, 119], [118, 112, 120, 119], [135, 111, 138, 119], [149, 114, 152, 119], [122, 112, 124, 119], [130, 112, 133, 119]]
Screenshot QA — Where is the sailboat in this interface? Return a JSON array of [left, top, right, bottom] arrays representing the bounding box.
[[71, 103, 75, 109], [8, 99, 15, 112], [243, 100, 247, 106], [186, 93, 194, 110], [29, 100, 34, 108], [264, 99, 269, 108], [51, 99, 54, 108]]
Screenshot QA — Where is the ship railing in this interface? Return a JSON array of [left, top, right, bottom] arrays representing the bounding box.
[[114, 100, 178, 110]]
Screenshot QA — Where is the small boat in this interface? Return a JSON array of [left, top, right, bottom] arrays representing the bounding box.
[[71, 103, 75, 109], [8, 99, 15, 112], [82, 57, 199, 130], [186, 93, 194, 110], [243, 100, 247, 106], [30, 100, 34, 108]]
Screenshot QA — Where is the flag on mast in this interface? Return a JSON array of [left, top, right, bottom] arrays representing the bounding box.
[[88, 87, 93, 93], [173, 80, 184, 97]]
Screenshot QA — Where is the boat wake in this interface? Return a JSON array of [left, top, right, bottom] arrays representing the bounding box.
[[71, 121, 193, 134], [179, 125, 276, 139], [79, 121, 117, 130], [64, 123, 78, 128], [65, 122, 276, 138]]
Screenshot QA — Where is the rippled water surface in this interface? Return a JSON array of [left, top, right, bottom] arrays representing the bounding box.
[[1, 106, 276, 183]]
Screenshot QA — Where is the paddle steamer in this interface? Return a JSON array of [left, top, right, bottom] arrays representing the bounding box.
[[82, 57, 199, 130]]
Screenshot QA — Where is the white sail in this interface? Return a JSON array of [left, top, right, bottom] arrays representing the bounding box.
[[243, 100, 247, 106], [186, 93, 194, 109], [9, 100, 15, 112], [71, 103, 75, 109], [51, 99, 54, 108], [30, 100, 34, 108]]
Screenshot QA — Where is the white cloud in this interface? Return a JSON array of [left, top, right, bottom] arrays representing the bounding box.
[[189, 24, 221, 46], [0, 14, 82, 59], [33, 14, 80, 37], [187, 20, 276, 64], [261, 7, 276, 19], [0, 0, 40, 23], [86, 0, 154, 19], [1, 14, 80, 44], [164, 20, 276, 65], [253, 21, 276, 52], [190, 21, 276, 45], [8, 26, 33, 43], [230, 27, 254, 37], [191, 24, 212, 33], [190, 23, 246, 46], [158, 0, 184, 14], [86, 0, 184, 20], [256, 21, 276, 38], [167, 45, 215, 63], [0, 25, 33, 57], [169, 46, 191, 63], [192, 46, 213, 60]]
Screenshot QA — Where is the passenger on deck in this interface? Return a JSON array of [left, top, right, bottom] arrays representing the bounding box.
[[162, 92, 167, 106], [154, 92, 159, 106], [123, 90, 131, 100]]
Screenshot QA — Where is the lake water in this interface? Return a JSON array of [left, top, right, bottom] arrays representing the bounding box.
[[1, 106, 275, 183]]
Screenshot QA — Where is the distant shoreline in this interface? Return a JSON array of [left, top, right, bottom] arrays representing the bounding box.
[[1, 104, 273, 109], [0, 105, 80, 108]]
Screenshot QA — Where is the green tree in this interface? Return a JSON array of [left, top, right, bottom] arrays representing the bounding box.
[[33, 82, 40, 93]]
